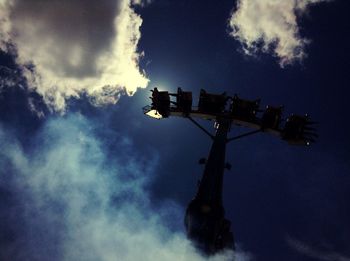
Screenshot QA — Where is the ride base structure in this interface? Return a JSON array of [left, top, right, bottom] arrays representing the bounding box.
[[143, 87, 317, 257]]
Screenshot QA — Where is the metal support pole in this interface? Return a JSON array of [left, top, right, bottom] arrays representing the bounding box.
[[196, 118, 230, 205], [184, 118, 234, 256], [188, 116, 215, 139], [227, 129, 262, 143]]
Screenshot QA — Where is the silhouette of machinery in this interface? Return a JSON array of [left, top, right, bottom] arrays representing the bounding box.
[[143, 87, 317, 257]]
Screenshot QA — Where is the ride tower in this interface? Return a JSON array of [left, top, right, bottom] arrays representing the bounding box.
[[143, 87, 317, 256]]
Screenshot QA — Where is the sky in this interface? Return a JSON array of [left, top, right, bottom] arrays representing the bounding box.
[[0, 0, 349, 260]]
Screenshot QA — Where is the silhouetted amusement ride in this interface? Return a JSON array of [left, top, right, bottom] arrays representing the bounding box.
[[143, 87, 317, 258]]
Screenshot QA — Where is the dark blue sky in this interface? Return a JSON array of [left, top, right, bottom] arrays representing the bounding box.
[[1, 0, 350, 260]]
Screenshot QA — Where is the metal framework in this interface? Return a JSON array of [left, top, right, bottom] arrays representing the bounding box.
[[143, 87, 317, 257]]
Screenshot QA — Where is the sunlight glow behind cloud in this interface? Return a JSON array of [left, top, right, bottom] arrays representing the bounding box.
[[229, 0, 330, 67], [0, 0, 149, 112]]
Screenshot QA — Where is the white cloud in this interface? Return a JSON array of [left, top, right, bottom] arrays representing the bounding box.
[[229, 0, 330, 67], [132, 0, 153, 6], [0, 0, 11, 51], [287, 237, 350, 261], [0, 115, 250, 261], [0, 65, 23, 90], [0, 0, 149, 112]]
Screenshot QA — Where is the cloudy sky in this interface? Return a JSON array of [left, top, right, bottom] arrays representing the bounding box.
[[0, 0, 349, 260]]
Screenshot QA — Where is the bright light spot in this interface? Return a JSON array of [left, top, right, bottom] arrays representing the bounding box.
[[145, 109, 163, 119]]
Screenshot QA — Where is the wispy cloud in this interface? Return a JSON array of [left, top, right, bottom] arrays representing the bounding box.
[[0, 65, 24, 90], [0, 0, 149, 112], [229, 0, 331, 67], [287, 236, 350, 261], [0, 115, 249, 261]]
